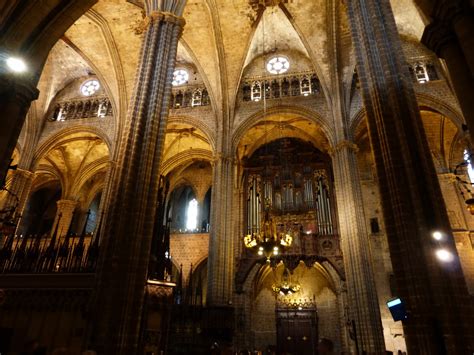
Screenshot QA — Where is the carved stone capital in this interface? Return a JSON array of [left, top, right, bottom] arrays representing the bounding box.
[[213, 153, 235, 165], [144, 0, 187, 22], [14, 168, 34, 179], [328, 140, 359, 156], [56, 199, 78, 210], [438, 172, 458, 183], [148, 11, 186, 27]]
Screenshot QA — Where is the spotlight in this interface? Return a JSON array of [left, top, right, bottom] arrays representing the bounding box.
[[432, 231, 443, 241], [436, 248, 454, 262], [6, 57, 27, 73]]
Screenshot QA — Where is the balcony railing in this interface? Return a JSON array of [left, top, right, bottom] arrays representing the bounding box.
[[171, 85, 211, 110], [241, 71, 321, 102], [0, 234, 99, 274], [48, 96, 113, 122], [408, 61, 440, 84]]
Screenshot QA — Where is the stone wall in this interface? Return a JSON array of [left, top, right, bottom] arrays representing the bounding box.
[[170, 233, 209, 281]]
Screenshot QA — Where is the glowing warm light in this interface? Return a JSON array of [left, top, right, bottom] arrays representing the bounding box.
[[436, 248, 454, 263], [6, 57, 27, 73], [432, 231, 443, 241]]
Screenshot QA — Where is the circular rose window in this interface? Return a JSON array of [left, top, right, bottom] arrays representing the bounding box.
[[172, 69, 189, 86], [81, 79, 100, 96], [266, 56, 290, 75]]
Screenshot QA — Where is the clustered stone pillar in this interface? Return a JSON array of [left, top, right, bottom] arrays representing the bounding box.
[[0, 168, 34, 218], [432, 0, 474, 75], [346, 0, 474, 353], [422, 20, 474, 144], [53, 200, 78, 237], [0, 73, 38, 185], [88, 1, 186, 353], [207, 155, 234, 305], [331, 141, 385, 353]]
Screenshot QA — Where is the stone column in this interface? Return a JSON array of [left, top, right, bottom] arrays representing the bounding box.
[[422, 21, 474, 144], [89, 2, 186, 354], [53, 200, 78, 237], [207, 155, 234, 305], [0, 168, 34, 219], [331, 141, 385, 353], [0, 73, 39, 185], [346, 0, 474, 353], [433, 0, 474, 76], [336, 284, 351, 353]]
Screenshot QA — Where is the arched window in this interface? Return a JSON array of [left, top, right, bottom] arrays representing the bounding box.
[[186, 198, 199, 231]]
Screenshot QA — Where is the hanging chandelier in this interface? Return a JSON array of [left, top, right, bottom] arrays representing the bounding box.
[[272, 266, 300, 296], [244, 202, 293, 261]]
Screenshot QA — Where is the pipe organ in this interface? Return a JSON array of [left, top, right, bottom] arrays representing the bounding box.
[[244, 138, 337, 238]]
